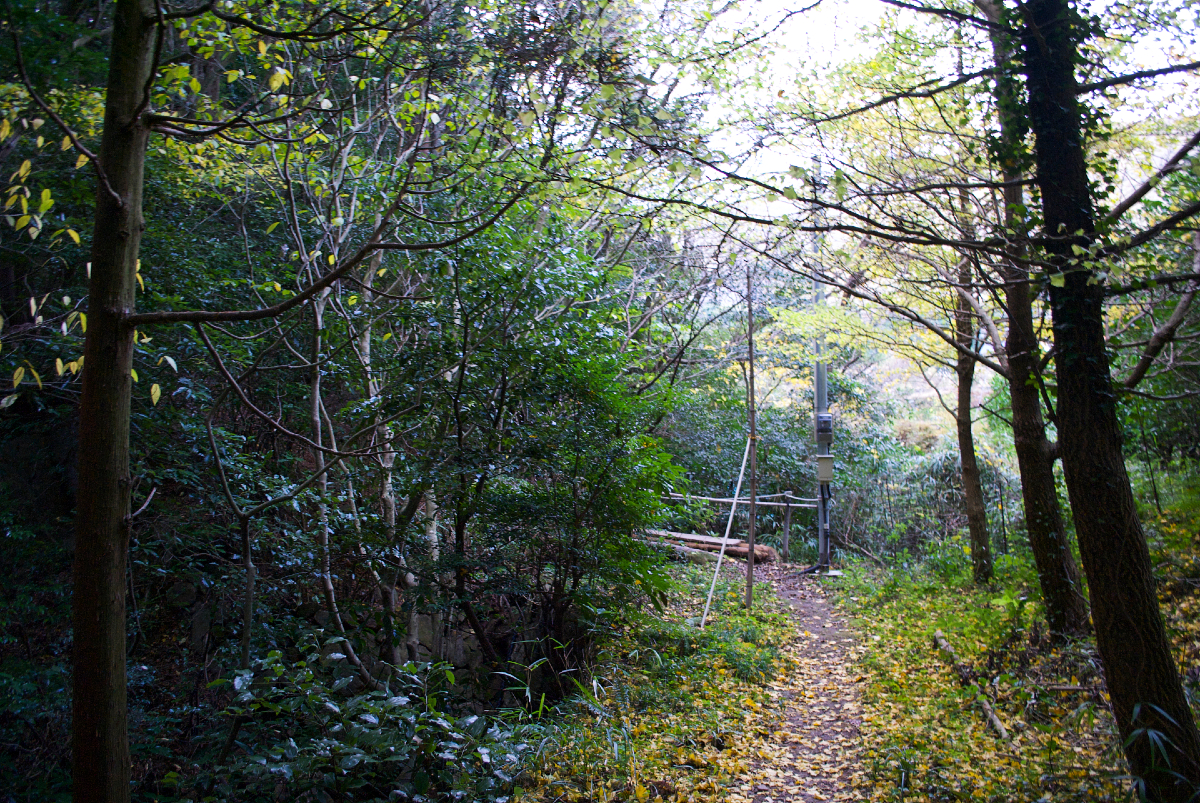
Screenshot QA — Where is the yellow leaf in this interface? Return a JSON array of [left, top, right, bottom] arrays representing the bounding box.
[[75, 153, 89, 169], [18, 159, 31, 178], [150, 384, 161, 406], [258, 40, 267, 56], [55, 358, 64, 376], [266, 221, 281, 234], [24, 362, 41, 389], [12, 366, 24, 387], [0, 119, 9, 139], [67, 228, 80, 245], [137, 272, 144, 292], [61, 136, 72, 150], [327, 253, 336, 265], [79, 312, 87, 332], [269, 70, 286, 92], [1050, 273, 1065, 288], [130, 368, 138, 383]]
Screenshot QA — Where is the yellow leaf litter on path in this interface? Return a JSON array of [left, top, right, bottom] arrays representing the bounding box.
[[727, 565, 867, 803]]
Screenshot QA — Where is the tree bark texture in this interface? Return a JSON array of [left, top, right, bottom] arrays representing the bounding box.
[[1005, 280, 1091, 635], [954, 258, 993, 584], [975, 0, 1090, 637], [1022, 1, 1200, 796], [72, 2, 156, 801], [955, 347, 993, 584]]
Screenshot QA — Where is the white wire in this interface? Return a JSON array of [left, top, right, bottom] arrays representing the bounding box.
[[700, 435, 752, 629]]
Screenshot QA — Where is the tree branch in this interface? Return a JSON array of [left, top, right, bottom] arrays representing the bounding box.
[[1078, 60, 1200, 94]]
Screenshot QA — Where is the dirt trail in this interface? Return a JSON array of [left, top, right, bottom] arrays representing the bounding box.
[[727, 565, 867, 803]]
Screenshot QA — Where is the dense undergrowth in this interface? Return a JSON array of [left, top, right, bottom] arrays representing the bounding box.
[[520, 562, 794, 802], [832, 488, 1200, 803]]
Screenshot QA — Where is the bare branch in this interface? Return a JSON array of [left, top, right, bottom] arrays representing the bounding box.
[[1122, 234, 1200, 390], [1078, 60, 1200, 94], [1104, 126, 1200, 226]]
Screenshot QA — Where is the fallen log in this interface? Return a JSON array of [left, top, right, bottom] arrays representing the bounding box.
[[646, 529, 744, 548], [723, 543, 779, 563], [643, 529, 777, 563], [932, 629, 1010, 742], [669, 540, 778, 563]]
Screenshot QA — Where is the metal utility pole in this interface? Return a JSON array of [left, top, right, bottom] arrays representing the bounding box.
[[813, 157, 833, 571], [815, 329, 832, 569], [745, 261, 758, 609]]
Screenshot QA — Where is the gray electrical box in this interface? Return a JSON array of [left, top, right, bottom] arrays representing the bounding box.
[[815, 412, 833, 444], [816, 454, 834, 483]]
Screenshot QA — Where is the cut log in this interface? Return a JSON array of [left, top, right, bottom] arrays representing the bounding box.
[[643, 529, 775, 562], [646, 529, 744, 548], [724, 544, 779, 563]]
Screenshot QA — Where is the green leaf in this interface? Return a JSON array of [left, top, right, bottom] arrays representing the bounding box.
[[1049, 273, 1065, 288]]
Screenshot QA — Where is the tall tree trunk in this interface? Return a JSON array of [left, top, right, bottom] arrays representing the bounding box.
[[424, 490, 443, 660], [954, 318, 993, 584], [1006, 280, 1090, 634], [1021, 1, 1200, 796], [72, 2, 155, 801], [975, 0, 1090, 637], [357, 237, 404, 667], [952, 187, 992, 583]]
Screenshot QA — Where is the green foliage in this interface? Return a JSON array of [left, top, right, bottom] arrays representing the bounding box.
[[518, 562, 790, 800], [189, 650, 533, 802], [836, 559, 1127, 802]]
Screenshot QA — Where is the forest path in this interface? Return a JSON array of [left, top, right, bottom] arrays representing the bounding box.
[[727, 566, 868, 803]]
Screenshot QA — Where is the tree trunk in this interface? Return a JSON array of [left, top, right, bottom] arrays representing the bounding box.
[[424, 490, 442, 660], [1006, 280, 1091, 635], [975, 0, 1090, 638], [1022, 1, 1200, 796], [72, 2, 155, 801], [952, 241, 992, 583], [955, 343, 993, 584]]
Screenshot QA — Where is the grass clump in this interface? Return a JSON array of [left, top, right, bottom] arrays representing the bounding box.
[[835, 545, 1129, 802], [516, 561, 793, 802]]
